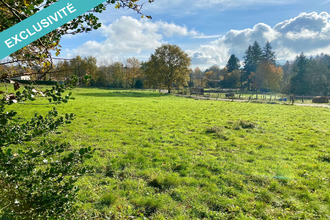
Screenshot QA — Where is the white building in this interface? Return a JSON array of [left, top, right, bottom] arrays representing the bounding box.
[[12, 75, 31, 80]]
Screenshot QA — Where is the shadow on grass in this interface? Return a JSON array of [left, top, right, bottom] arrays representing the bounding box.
[[79, 91, 169, 98]]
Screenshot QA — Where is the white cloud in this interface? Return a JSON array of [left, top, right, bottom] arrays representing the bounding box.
[[68, 16, 199, 63], [144, 0, 295, 13], [194, 0, 294, 7], [286, 29, 319, 40], [192, 35, 222, 39], [67, 12, 330, 70], [189, 12, 330, 69]]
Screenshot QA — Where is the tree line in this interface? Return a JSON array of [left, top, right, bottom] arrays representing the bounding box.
[[191, 41, 329, 95], [3, 42, 329, 96], [51, 44, 191, 93]]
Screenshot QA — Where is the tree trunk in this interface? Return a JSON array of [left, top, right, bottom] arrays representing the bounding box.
[[168, 85, 171, 93]]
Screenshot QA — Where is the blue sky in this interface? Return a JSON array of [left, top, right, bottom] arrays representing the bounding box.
[[60, 0, 330, 69]]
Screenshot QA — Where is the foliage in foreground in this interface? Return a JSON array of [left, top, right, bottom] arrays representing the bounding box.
[[0, 83, 93, 219]]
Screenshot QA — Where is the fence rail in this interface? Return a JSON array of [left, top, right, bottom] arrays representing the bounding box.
[[172, 88, 330, 105]]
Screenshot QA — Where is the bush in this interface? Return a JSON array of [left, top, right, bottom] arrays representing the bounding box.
[[0, 83, 93, 219], [0, 141, 93, 219]]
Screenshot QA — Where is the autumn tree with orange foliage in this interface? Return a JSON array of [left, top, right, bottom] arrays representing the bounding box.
[[255, 61, 283, 91]]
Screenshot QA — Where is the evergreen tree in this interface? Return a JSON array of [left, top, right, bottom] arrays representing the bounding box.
[[263, 41, 276, 65], [309, 54, 330, 95], [243, 41, 263, 90], [226, 54, 240, 73], [283, 53, 330, 95], [242, 46, 253, 89], [252, 41, 263, 67], [290, 53, 310, 95]]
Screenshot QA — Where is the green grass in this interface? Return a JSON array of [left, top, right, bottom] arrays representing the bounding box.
[[5, 87, 330, 219], [178, 89, 330, 105]]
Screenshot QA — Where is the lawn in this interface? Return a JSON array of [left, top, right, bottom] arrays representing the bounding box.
[[6, 87, 330, 219]]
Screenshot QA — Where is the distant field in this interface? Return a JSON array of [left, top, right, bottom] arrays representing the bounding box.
[[6, 87, 330, 219], [174, 89, 330, 106]]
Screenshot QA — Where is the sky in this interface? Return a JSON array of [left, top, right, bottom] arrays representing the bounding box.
[[60, 0, 330, 70]]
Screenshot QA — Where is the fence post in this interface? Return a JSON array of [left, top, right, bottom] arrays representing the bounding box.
[[290, 95, 295, 105]]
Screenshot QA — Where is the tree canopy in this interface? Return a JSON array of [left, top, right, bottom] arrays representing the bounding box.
[[144, 44, 191, 93], [226, 54, 240, 73], [263, 41, 276, 65], [256, 60, 283, 91], [243, 41, 279, 90]]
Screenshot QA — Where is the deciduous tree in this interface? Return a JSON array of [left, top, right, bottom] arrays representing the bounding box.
[[125, 57, 142, 88], [144, 44, 191, 93], [256, 61, 283, 91]]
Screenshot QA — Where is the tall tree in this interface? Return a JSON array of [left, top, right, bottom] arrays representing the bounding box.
[[190, 67, 204, 87], [256, 61, 283, 91], [125, 57, 142, 88], [226, 54, 240, 73], [220, 70, 241, 88], [110, 62, 125, 88], [144, 44, 191, 93], [282, 54, 330, 95], [290, 53, 310, 95], [204, 70, 216, 88], [251, 41, 263, 68], [54, 60, 73, 81], [263, 41, 276, 65], [204, 65, 222, 88], [69, 56, 97, 85], [243, 41, 263, 90]]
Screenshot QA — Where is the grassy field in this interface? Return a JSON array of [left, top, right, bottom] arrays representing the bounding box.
[[6, 87, 330, 219], [175, 89, 330, 106]]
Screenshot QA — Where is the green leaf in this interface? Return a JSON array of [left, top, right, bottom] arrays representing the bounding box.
[[79, 148, 85, 155], [6, 148, 12, 156]]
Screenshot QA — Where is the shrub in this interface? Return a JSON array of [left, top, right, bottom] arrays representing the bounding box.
[[0, 83, 93, 219]]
